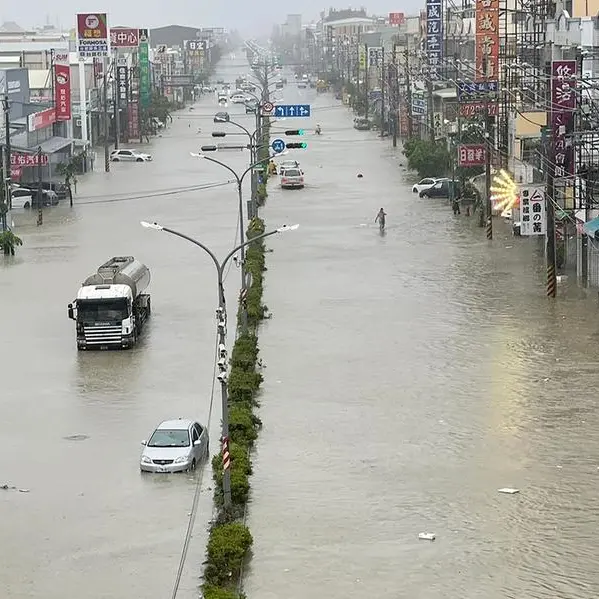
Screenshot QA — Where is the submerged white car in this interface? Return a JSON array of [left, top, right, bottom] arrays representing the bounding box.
[[140, 418, 209, 473], [111, 149, 153, 162], [412, 177, 442, 194]]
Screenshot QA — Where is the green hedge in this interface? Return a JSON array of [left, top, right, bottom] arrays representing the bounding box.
[[201, 216, 269, 598]]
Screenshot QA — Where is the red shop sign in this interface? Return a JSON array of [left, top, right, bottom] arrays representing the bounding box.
[[28, 107, 56, 132]]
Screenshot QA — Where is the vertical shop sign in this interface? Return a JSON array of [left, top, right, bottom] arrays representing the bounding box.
[[426, 0, 443, 79], [551, 60, 576, 179], [139, 28, 150, 108], [116, 65, 129, 106], [475, 0, 499, 80], [520, 187, 546, 236], [128, 101, 140, 139], [53, 50, 71, 120], [368, 47, 383, 68], [76, 13, 109, 58]]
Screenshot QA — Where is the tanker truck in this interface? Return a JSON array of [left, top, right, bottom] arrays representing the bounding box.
[[68, 256, 151, 350]]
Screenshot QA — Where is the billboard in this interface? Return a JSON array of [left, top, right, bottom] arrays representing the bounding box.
[[110, 28, 139, 48], [76, 13, 109, 58], [389, 12, 405, 25], [28, 107, 57, 132], [139, 29, 150, 109], [116, 66, 129, 106], [53, 51, 71, 121], [0, 68, 30, 119], [426, 0, 443, 79], [551, 60, 576, 179], [475, 0, 499, 80]]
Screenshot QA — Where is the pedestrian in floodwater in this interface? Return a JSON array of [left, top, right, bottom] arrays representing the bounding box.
[[452, 198, 461, 215]]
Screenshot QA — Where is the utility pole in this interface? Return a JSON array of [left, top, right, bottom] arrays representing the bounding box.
[[391, 43, 398, 148], [484, 99, 493, 238], [113, 54, 120, 150], [2, 94, 10, 214], [404, 49, 413, 139], [102, 58, 110, 173], [36, 146, 43, 227], [546, 146, 557, 298], [427, 76, 435, 142], [364, 44, 369, 119], [380, 46, 385, 138]]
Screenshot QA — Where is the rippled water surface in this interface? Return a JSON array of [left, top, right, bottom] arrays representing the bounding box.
[[243, 75, 599, 599]]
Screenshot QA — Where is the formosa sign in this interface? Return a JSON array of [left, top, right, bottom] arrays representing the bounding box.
[[53, 51, 71, 121], [76, 13, 110, 58]]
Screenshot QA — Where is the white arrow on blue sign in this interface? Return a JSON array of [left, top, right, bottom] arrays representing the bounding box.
[[271, 138, 286, 153], [274, 104, 311, 118]]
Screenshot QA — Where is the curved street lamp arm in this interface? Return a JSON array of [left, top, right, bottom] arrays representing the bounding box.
[[161, 226, 222, 275], [201, 155, 241, 185], [221, 228, 280, 273], [228, 120, 252, 139]]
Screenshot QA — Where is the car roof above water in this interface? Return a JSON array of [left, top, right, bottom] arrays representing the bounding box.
[[156, 418, 194, 431]]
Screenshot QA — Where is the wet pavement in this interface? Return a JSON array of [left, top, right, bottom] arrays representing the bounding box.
[[0, 56, 256, 598], [244, 75, 599, 597]]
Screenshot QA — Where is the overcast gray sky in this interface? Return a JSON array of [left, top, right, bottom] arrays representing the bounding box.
[[1, 1, 421, 35]]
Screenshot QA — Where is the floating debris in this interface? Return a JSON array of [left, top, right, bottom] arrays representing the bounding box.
[[498, 487, 520, 494], [63, 434, 89, 441], [18, 489, 30, 493], [0, 484, 16, 490], [418, 533, 436, 541]]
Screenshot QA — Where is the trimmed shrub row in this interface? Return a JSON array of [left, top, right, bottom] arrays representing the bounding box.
[[201, 216, 269, 598]]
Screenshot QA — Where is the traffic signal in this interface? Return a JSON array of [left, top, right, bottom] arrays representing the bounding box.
[[285, 129, 305, 135], [286, 142, 307, 149]]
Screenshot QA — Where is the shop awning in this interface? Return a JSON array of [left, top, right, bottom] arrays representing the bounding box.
[[582, 216, 599, 239]]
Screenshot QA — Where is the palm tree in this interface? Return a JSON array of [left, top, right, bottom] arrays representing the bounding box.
[[0, 230, 23, 256]]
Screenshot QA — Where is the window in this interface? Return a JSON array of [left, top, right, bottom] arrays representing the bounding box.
[[148, 429, 190, 447], [191, 427, 199, 443], [77, 299, 129, 323]]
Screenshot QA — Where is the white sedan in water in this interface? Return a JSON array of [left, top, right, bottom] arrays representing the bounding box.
[[111, 149, 153, 162], [140, 418, 209, 473]]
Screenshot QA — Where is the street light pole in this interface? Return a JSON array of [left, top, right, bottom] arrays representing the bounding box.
[[140, 221, 299, 511]]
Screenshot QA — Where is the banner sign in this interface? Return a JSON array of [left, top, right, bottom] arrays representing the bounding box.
[[116, 66, 129, 105], [76, 13, 109, 58], [11, 153, 49, 166], [426, 0, 443, 79], [551, 60, 576, 179], [110, 28, 139, 48], [28, 107, 56, 132], [459, 102, 499, 118], [457, 80, 499, 101], [389, 12, 406, 25], [53, 50, 71, 121], [367, 47, 383, 68], [128, 100, 140, 139], [458, 144, 486, 167], [475, 0, 499, 80], [520, 187, 546, 236], [139, 29, 150, 109]]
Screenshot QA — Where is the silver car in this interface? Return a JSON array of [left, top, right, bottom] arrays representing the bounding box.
[[140, 419, 209, 473], [111, 149, 153, 162]]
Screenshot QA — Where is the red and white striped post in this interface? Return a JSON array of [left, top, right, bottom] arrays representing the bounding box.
[[222, 436, 231, 472]]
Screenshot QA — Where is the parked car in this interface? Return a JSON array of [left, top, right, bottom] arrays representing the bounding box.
[[10, 186, 34, 209], [280, 168, 305, 189], [140, 419, 209, 473], [297, 82, 307, 89], [353, 117, 371, 131], [110, 149, 152, 162], [214, 111, 230, 123], [412, 177, 444, 194], [245, 100, 258, 114], [419, 179, 460, 199], [17, 188, 59, 207]]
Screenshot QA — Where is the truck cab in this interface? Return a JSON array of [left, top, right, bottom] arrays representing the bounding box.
[[68, 256, 151, 350]]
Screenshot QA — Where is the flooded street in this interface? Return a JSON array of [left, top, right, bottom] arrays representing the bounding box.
[[244, 78, 599, 597], [0, 57, 255, 598], [3, 51, 599, 599]]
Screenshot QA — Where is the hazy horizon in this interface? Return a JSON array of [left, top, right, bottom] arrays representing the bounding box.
[[1, 0, 423, 36]]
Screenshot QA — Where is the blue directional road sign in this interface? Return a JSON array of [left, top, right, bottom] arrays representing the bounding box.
[[271, 138, 286, 153], [274, 104, 311, 118]]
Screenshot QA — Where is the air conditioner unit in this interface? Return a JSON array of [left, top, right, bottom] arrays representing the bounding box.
[[76, 119, 82, 127]]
